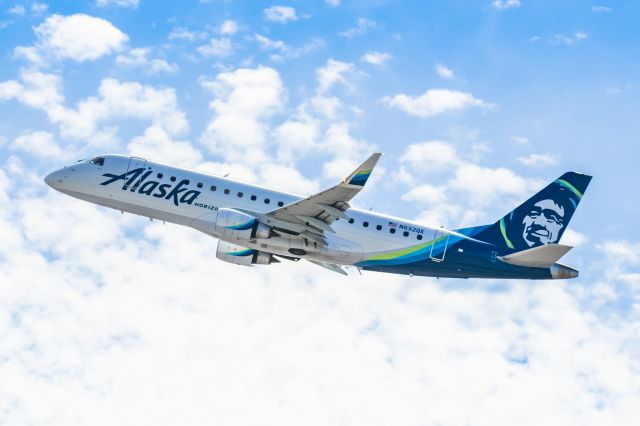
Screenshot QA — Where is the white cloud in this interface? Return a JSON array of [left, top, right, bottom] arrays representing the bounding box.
[[326, 0, 340, 5], [339, 18, 378, 38], [273, 116, 319, 164], [361, 51, 392, 66], [592, 6, 612, 13], [116, 48, 179, 74], [492, 0, 521, 10], [168, 27, 207, 42], [517, 153, 559, 167], [321, 122, 375, 180], [396, 140, 541, 226], [12, 131, 67, 160], [560, 229, 588, 247], [200, 66, 285, 164], [263, 5, 299, 23], [513, 136, 529, 145], [259, 163, 319, 195], [435, 63, 455, 80], [1, 73, 190, 154], [128, 125, 202, 167], [31, 2, 48, 15], [35, 14, 128, 62], [255, 34, 289, 52], [1, 176, 638, 426], [383, 89, 492, 118], [401, 184, 448, 205], [219, 19, 238, 35], [399, 140, 459, 174], [317, 59, 356, 93], [96, 0, 139, 8], [255, 34, 324, 62], [13, 46, 45, 66], [8, 4, 26, 15], [310, 95, 342, 118], [0, 70, 63, 110], [551, 31, 588, 46], [449, 163, 530, 208], [48, 78, 188, 142], [197, 37, 233, 57]]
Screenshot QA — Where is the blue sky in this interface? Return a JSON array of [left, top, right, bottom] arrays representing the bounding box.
[[1, 1, 639, 424]]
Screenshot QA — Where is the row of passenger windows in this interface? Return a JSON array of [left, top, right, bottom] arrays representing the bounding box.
[[152, 171, 418, 238], [341, 217, 424, 240], [155, 172, 285, 206]]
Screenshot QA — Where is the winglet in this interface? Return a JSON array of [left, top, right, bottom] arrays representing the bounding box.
[[343, 153, 382, 187]]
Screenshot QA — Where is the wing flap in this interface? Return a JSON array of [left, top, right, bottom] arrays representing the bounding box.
[[500, 244, 573, 268]]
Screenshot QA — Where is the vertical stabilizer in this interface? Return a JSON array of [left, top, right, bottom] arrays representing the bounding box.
[[475, 172, 592, 252]]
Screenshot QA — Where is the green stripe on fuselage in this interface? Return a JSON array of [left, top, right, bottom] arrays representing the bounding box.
[[365, 235, 447, 261]]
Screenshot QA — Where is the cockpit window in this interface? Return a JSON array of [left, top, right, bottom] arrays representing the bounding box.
[[90, 157, 105, 166]]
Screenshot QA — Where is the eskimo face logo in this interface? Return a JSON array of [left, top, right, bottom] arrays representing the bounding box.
[[521, 199, 565, 247], [100, 168, 200, 207]]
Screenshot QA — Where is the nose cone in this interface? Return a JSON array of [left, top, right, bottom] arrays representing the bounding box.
[[44, 169, 65, 190]]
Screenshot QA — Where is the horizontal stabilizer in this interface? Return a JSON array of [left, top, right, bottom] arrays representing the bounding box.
[[499, 244, 573, 268]]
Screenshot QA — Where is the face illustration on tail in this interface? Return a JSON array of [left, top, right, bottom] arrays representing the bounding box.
[[474, 172, 591, 252], [521, 198, 566, 247], [512, 183, 579, 248]]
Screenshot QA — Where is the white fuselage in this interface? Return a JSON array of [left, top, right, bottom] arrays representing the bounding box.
[[45, 155, 450, 265]]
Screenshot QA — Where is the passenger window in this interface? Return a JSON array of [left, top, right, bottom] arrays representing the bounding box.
[[90, 157, 105, 166], [183, 179, 190, 185], [363, 222, 369, 227], [403, 231, 409, 237], [376, 224, 382, 230], [277, 201, 284, 207], [264, 198, 271, 204], [251, 195, 257, 201], [237, 192, 243, 198], [211, 185, 217, 191], [197, 182, 203, 188], [224, 189, 230, 195], [390, 228, 396, 234], [170, 176, 176, 182], [417, 235, 423, 240], [348, 218, 354, 224], [157, 173, 163, 179]]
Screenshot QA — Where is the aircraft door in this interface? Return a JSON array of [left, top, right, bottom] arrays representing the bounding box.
[[124, 156, 147, 191], [429, 227, 449, 262]]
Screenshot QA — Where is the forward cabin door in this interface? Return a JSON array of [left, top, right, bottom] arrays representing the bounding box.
[[123, 156, 147, 191]]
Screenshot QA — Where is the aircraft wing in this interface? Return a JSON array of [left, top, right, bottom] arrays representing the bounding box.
[[262, 153, 381, 236]]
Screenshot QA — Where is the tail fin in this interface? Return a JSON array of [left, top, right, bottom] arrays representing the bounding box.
[[475, 172, 592, 252]]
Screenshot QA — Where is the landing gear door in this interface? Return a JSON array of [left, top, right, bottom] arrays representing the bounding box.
[[124, 156, 147, 191], [429, 228, 449, 262]]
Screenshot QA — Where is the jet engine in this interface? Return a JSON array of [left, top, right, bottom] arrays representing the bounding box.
[[214, 208, 274, 240], [216, 241, 279, 266]]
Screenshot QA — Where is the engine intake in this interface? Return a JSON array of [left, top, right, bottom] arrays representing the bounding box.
[[214, 208, 276, 240]]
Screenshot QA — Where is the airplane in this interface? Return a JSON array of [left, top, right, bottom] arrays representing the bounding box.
[[44, 154, 591, 279]]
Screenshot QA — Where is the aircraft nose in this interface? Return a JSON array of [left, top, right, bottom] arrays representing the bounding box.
[[44, 169, 65, 189]]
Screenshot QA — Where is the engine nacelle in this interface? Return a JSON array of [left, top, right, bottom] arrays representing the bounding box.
[[216, 241, 278, 266], [212, 208, 273, 240]]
